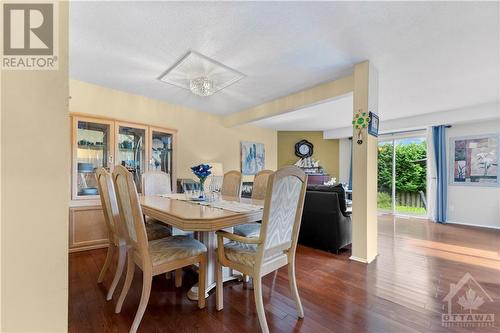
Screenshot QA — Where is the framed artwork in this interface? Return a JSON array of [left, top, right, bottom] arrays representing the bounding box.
[[241, 182, 253, 198], [241, 141, 265, 175], [449, 134, 500, 186], [368, 112, 379, 137]]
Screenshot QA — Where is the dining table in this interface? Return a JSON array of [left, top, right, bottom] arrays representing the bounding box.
[[140, 194, 264, 300]]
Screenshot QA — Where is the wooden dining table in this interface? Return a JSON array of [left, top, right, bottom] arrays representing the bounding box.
[[140, 194, 264, 300]]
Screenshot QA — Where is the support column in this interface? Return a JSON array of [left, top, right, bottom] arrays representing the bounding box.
[[351, 61, 379, 263]]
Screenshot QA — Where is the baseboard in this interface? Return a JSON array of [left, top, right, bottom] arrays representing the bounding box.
[[349, 254, 378, 264], [446, 220, 500, 230]]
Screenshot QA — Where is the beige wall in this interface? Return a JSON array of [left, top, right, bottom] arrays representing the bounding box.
[[1, 3, 69, 332], [277, 131, 339, 177], [69, 80, 277, 181]]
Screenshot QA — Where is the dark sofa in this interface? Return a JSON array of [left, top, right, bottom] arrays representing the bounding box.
[[298, 184, 352, 253]]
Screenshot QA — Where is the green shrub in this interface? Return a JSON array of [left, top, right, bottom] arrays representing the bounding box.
[[377, 192, 392, 209]]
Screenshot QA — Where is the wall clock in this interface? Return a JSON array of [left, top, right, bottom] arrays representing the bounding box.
[[295, 139, 313, 158]]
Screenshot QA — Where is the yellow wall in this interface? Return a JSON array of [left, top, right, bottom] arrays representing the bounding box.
[[277, 131, 339, 177], [69, 80, 277, 181], [1, 3, 69, 332]]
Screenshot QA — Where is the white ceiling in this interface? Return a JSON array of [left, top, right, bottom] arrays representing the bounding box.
[[70, 2, 500, 128]]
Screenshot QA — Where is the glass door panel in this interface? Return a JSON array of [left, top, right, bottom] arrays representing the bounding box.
[[116, 124, 147, 193], [377, 141, 394, 213], [394, 138, 427, 216], [75, 119, 112, 198], [150, 130, 173, 174]]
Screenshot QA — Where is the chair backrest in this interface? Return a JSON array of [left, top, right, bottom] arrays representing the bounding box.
[[142, 171, 171, 196], [112, 165, 149, 258], [251, 170, 273, 200], [221, 170, 242, 198], [96, 168, 120, 245], [258, 166, 307, 258]]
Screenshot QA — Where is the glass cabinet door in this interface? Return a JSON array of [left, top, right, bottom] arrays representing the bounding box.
[[116, 123, 147, 193], [74, 118, 113, 198], [149, 128, 175, 189]]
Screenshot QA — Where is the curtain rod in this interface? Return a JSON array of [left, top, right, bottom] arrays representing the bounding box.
[[347, 125, 452, 140]]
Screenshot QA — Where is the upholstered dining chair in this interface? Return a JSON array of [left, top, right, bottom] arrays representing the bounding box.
[[112, 165, 207, 333], [141, 170, 171, 196], [221, 170, 242, 197], [215, 166, 307, 333], [95, 168, 171, 301], [233, 169, 273, 238]]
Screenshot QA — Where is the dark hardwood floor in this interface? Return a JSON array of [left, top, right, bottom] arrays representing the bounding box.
[[69, 216, 500, 332]]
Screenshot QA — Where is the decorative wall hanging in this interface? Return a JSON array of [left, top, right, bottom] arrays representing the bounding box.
[[241, 141, 265, 175], [294, 139, 314, 158], [368, 112, 379, 137], [352, 109, 370, 144], [450, 134, 500, 186]]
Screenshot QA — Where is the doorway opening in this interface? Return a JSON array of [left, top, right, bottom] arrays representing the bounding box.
[[377, 135, 427, 217]]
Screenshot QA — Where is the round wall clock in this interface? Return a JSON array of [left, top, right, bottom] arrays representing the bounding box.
[[295, 139, 313, 158]]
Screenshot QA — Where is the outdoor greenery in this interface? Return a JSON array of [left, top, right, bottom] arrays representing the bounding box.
[[378, 141, 427, 193], [378, 192, 426, 215], [377, 141, 427, 215]]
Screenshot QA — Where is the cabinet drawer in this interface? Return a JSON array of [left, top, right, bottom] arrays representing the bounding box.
[[69, 206, 108, 252]]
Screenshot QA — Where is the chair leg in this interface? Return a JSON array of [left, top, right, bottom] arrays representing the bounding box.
[[288, 261, 304, 318], [97, 243, 114, 283], [175, 268, 183, 288], [198, 254, 207, 309], [253, 277, 269, 333], [130, 269, 152, 333], [115, 254, 134, 314], [106, 244, 127, 301], [215, 257, 223, 311]]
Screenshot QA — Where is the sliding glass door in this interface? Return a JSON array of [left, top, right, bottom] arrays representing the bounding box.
[[378, 141, 394, 213], [378, 135, 427, 217]]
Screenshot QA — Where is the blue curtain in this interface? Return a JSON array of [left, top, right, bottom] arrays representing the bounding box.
[[348, 140, 353, 190], [432, 125, 447, 223]]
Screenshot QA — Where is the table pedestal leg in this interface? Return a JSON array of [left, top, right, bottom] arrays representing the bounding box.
[[187, 230, 241, 301]]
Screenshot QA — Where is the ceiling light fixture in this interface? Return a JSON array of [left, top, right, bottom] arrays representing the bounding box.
[[189, 76, 214, 97], [158, 51, 245, 97]]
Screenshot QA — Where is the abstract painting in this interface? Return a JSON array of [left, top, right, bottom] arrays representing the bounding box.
[[241, 141, 265, 175], [450, 134, 499, 186]]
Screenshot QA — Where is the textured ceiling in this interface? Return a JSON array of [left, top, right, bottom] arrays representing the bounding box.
[[70, 1, 499, 125]]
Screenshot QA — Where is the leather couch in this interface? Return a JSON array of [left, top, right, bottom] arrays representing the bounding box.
[[298, 184, 352, 253]]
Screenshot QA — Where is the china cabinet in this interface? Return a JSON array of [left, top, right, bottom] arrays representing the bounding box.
[[69, 114, 177, 252]]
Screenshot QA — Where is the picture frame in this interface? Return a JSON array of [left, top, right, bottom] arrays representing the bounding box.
[[240, 141, 265, 175], [368, 112, 379, 137], [449, 134, 500, 187]]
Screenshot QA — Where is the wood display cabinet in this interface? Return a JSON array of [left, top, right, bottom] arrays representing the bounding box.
[[69, 114, 176, 252]]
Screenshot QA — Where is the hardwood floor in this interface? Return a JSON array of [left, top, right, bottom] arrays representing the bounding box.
[[69, 216, 500, 332]]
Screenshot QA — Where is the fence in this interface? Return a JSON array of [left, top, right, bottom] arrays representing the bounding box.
[[396, 191, 427, 208]]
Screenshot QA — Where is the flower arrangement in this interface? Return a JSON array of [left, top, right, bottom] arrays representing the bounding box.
[[190, 164, 212, 196]]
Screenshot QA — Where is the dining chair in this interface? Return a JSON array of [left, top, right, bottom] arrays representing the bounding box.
[[112, 165, 207, 333], [96, 168, 172, 301], [221, 170, 242, 197], [141, 170, 171, 196], [233, 169, 273, 238], [215, 166, 307, 333]]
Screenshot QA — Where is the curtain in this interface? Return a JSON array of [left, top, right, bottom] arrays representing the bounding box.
[[432, 125, 447, 223], [426, 127, 436, 221]]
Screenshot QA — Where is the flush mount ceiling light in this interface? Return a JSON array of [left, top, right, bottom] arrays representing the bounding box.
[[158, 51, 245, 97]]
